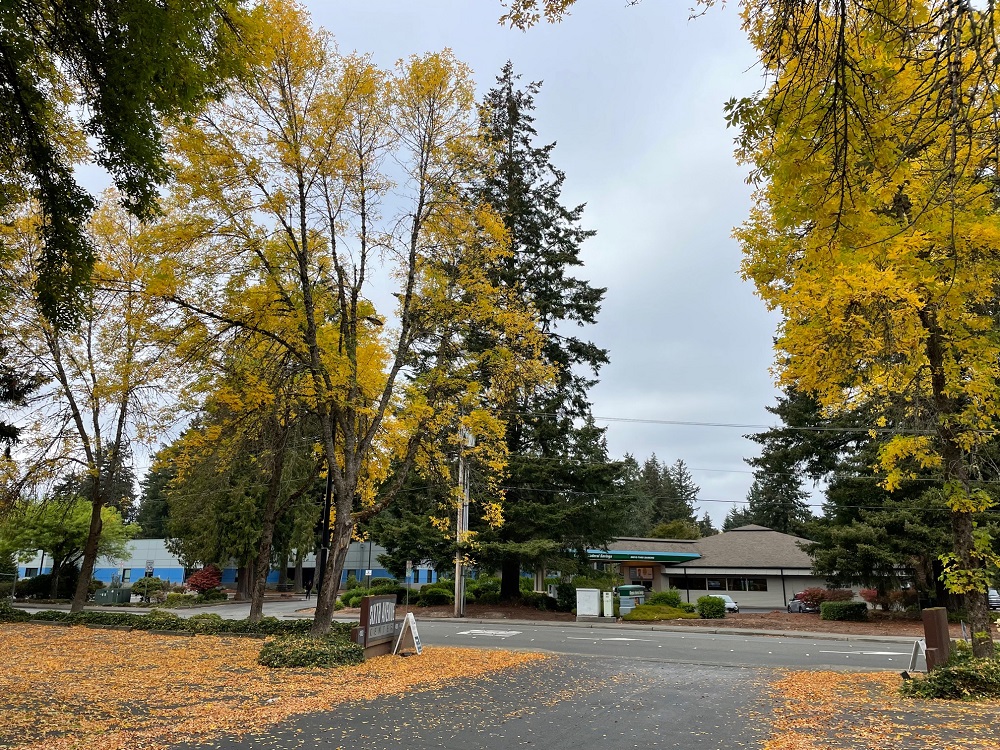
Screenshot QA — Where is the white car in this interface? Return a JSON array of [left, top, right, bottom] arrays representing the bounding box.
[[710, 594, 739, 613]]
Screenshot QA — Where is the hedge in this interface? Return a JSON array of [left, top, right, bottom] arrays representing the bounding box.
[[0, 606, 354, 637], [258, 634, 364, 669], [820, 601, 869, 621], [622, 604, 699, 622]]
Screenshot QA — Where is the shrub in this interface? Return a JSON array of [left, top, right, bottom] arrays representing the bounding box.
[[185, 565, 222, 594], [131, 577, 167, 603], [417, 587, 453, 606], [820, 601, 869, 621], [647, 589, 682, 608], [623, 604, 699, 622], [196, 588, 228, 603], [476, 590, 501, 605], [900, 656, 1000, 700], [0, 581, 13, 599], [468, 576, 500, 597], [258, 634, 363, 669], [678, 601, 696, 613], [520, 591, 557, 611], [555, 582, 576, 612], [696, 595, 726, 619], [0, 599, 30, 622], [187, 613, 227, 633], [797, 587, 829, 609], [163, 592, 199, 608], [345, 574, 360, 590], [15, 568, 79, 600]]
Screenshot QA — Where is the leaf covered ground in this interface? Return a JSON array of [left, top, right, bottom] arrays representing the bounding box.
[[0, 623, 546, 750], [762, 670, 1000, 749]]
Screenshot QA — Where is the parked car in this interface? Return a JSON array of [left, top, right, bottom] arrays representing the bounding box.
[[709, 594, 739, 613], [787, 592, 820, 614], [989, 588, 1000, 611]]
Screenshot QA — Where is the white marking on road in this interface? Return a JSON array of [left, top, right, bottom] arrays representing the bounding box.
[[565, 636, 653, 642], [455, 630, 521, 638], [818, 650, 908, 656]]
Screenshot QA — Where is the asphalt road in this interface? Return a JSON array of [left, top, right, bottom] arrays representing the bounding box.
[[171, 655, 774, 750], [416, 619, 921, 671]]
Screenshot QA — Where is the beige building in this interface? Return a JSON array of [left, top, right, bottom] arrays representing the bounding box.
[[590, 525, 828, 609]]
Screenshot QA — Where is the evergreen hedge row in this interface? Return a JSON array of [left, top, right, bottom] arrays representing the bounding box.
[[820, 601, 869, 621], [0, 605, 355, 637]]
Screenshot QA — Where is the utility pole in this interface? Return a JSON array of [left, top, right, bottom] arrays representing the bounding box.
[[454, 427, 474, 617]]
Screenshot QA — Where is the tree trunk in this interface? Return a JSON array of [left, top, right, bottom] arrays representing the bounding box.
[[311, 504, 352, 636], [293, 551, 304, 593], [248, 512, 278, 623], [923, 311, 994, 657], [235, 564, 252, 601], [70, 501, 104, 612], [48, 557, 65, 600], [500, 556, 521, 601]]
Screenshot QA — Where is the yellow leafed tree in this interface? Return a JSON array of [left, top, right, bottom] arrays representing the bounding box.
[[157, 0, 548, 634], [0, 194, 176, 612], [733, 0, 1000, 656]]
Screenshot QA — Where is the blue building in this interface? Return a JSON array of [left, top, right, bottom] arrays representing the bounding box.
[[15, 538, 441, 588]]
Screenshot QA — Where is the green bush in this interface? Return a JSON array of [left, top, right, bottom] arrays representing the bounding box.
[[696, 595, 726, 619], [622, 604, 699, 622], [258, 634, 363, 669], [187, 613, 227, 632], [520, 591, 557, 611], [647, 589, 683, 608], [345, 574, 360, 590], [417, 587, 454, 606], [131, 577, 167, 603], [475, 590, 501, 605], [678, 601, 696, 613], [196, 588, 228, 603], [0, 580, 13, 599], [900, 656, 1000, 700], [0, 599, 30, 622], [15, 568, 79, 600], [163, 592, 199, 607], [820, 601, 869, 621]]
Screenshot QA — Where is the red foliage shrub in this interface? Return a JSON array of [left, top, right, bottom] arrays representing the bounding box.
[[797, 588, 828, 608], [185, 565, 222, 594]]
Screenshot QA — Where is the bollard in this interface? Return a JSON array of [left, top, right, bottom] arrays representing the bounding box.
[[921, 607, 950, 671]]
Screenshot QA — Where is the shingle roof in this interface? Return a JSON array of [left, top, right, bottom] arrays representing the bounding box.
[[603, 537, 700, 554], [684, 525, 813, 569]]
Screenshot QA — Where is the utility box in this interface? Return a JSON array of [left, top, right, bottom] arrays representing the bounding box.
[[95, 587, 131, 605], [576, 588, 601, 618]]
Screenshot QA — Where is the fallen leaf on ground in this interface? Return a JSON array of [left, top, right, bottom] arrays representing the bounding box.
[[0, 623, 546, 750]]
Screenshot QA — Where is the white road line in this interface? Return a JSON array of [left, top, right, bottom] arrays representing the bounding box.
[[455, 629, 521, 638], [565, 636, 653, 642]]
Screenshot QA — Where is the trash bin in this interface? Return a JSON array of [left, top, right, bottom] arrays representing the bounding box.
[[617, 585, 646, 615]]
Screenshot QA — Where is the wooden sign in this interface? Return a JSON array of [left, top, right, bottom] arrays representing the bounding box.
[[393, 612, 422, 656]]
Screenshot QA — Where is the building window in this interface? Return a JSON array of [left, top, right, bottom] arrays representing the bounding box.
[[707, 578, 725, 590], [24, 568, 37, 578], [669, 576, 706, 590], [728, 577, 767, 592], [122, 569, 132, 583], [632, 567, 653, 581]]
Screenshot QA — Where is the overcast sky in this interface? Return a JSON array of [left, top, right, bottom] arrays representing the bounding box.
[[300, 1, 785, 526]]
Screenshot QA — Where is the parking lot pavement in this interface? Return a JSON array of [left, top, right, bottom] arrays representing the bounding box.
[[169, 656, 774, 750]]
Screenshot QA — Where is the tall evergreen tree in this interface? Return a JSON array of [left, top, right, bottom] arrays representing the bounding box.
[[655, 459, 700, 527], [743, 472, 812, 536], [469, 63, 619, 599]]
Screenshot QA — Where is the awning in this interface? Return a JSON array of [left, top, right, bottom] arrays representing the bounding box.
[[586, 550, 701, 563]]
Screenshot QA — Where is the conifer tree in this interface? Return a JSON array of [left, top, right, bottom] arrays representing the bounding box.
[[469, 63, 620, 598]]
